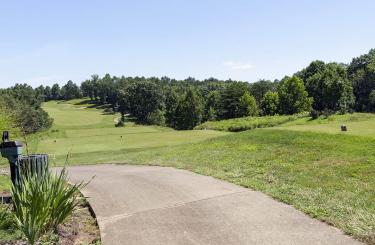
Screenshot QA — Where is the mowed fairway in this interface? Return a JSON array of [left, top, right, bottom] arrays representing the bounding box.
[[36, 100, 229, 164]]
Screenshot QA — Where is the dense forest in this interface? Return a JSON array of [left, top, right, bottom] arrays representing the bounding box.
[[1, 49, 374, 132]]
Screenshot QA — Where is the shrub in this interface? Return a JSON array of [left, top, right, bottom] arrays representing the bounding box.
[[261, 91, 279, 116], [147, 109, 165, 126], [322, 109, 335, 118], [309, 110, 321, 119], [195, 113, 307, 132], [115, 119, 125, 127], [11, 167, 85, 245]]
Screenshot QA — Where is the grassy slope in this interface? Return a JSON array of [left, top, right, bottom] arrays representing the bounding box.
[[276, 113, 375, 137], [34, 100, 229, 164], [116, 130, 375, 244], [195, 114, 306, 132], [0, 106, 21, 240], [35, 100, 375, 244], [0, 106, 16, 191]]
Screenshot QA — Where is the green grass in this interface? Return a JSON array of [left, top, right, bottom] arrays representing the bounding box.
[[28, 100, 375, 244], [276, 113, 375, 137], [195, 113, 307, 132], [0, 203, 22, 241], [0, 175, 11, 193], [32, 100, 229, 164], [107, 130, 375, 244], [0, 106, 20, 165]]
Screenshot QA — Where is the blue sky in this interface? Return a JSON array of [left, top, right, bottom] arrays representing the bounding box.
[[1, 0, 374, 88]]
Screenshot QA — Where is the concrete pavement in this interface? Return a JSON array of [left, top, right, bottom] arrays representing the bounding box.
[[65, 164, 361, 245]]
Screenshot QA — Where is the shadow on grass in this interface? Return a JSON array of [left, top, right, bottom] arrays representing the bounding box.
[[73, 99, 94, 105]]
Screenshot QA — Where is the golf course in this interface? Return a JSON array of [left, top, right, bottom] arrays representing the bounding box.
[[19, 99, 373, 244]]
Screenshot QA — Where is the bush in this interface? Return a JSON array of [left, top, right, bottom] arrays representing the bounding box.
[[115, 119, 125, 127], [322, 109, 335, 118], [0, 85, 53, 134], [310, 110, 321, 119], [11, 167, 85, 245], [147, 109, 165, 126], [195, 113, 307, 132]]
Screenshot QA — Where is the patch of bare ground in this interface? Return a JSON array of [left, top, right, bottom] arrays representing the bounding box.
[[56, 199, 101, 245], [0, 198, 100, 245]]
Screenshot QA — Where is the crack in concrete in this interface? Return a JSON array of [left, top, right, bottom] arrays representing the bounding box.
[[98, 189, 250, 225]]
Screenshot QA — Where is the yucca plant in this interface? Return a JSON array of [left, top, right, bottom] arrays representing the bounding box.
[[11, 166, 85, 245], [48, 167, 86, 230]]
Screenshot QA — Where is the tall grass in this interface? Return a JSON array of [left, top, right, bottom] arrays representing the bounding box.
[[195, 113, 307, 132], [11, 167, 85, 245]]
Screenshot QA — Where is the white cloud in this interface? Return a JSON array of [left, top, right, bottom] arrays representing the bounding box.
[[223, 61, 253, 70]]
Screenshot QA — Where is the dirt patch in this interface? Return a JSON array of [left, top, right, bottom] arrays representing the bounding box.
[[56, 199, 101, 245], [0, 199, 101, 245]]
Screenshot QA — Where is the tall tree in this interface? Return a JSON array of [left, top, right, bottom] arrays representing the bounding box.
[[297, 61, 354, 113], [261, 91, 279, 116], [81, 80, 94, 100], [0, 84, 53, 133], [164, 88, 179, 127], [120, 81, 165, 124], [218, 82, 251, 119], [203, 90, 221, 121], [51, 83, 61, 100], [174, 88, 203, 130], [250, 79, 276, 104], [348, 49, 375, 112], [61, 81, 81, 100], [35, 85, 46, 101], [44, 86, 52, 101], [369, 90, 375, 112], [238, 91, 258, 117], [278, 76, 312, 115]]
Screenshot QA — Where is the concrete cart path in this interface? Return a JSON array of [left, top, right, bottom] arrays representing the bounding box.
[[65, 164, 361, 245]]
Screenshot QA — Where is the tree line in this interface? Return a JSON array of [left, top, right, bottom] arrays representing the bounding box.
[[0, 84, 53, 133], [2, 49, 374, 131]]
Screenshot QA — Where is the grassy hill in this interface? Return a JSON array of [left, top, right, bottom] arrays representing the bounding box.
[[32, 100, 229, 164], [0, 106, 18, 193], [24, 99, 375, 244], [276, 113, 375, 137], [195, 112, 375, 137]]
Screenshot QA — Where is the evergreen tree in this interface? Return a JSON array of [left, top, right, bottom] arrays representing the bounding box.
[[51, 83, 61, 100], [219, 82, 251, 119]]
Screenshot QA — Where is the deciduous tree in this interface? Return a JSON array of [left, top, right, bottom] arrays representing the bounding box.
[[261, 91, 279, 115], [278, 76, 312, 115]]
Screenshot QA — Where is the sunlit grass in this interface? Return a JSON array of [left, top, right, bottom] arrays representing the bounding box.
[[276, 113, 375, 137], [26, 100, 375, 243], [35, 100, 229, 164]]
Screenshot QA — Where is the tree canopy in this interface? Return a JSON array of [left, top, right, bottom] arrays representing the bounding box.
[[278, 76, 312, 115], [3, 48, 375, 132], [297, 61, 354, 113], [348, 49, 375, 112]]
